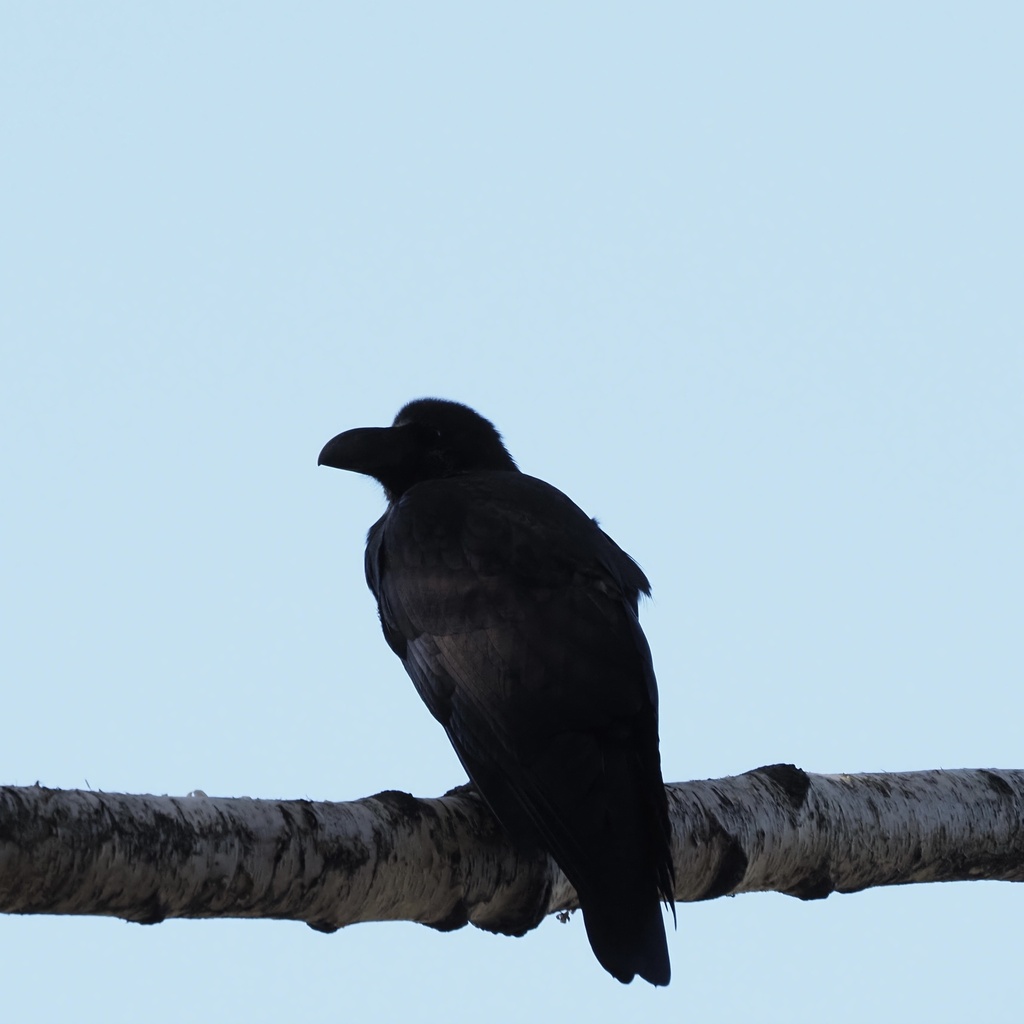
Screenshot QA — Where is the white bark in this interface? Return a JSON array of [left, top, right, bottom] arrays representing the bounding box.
[[1, 765, 1022, 936]]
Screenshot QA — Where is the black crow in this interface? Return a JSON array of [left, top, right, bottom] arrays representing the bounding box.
[[318, 398, 674, 985]]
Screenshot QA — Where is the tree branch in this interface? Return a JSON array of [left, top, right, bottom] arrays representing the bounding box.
[[2, 766, 1022, 935]]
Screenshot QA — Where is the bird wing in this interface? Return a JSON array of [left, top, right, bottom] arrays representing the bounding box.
[[366, 472, 672, 905]]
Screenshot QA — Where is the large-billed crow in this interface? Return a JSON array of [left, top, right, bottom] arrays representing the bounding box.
[[318, 398, 675, 985]]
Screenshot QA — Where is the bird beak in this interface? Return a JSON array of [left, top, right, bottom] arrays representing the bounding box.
[[318, 424, 428, 480], [318, 426, 392, 473]]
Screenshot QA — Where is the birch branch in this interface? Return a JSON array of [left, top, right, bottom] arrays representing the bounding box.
[[2, 765, 1021, 936]]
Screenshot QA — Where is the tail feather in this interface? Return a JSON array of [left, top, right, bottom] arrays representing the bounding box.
[[580, 890, 671, 986]]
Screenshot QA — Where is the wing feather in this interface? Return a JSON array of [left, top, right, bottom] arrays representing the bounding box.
[[368, 472, 671, 905]]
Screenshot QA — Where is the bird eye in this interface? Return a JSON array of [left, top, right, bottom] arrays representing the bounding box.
[[405, 421, 441, 444]]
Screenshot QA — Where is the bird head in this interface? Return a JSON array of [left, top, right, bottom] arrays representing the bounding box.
[[318, 398, 518, 501]]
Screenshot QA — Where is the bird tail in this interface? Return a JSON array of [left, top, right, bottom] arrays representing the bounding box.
[[579, 889, 671, 986]]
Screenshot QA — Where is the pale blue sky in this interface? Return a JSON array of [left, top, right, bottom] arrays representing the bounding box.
[[2, 5, 1022, 1022]]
